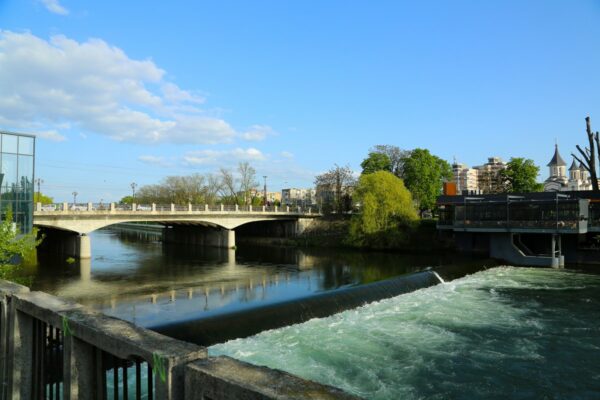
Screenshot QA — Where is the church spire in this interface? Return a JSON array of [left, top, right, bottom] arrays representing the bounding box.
[[547, 144, 566, 167]]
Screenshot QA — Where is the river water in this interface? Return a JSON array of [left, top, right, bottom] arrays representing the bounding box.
[[29, 228, 600, 398], [211, 267, 600, 399], [29, 227, 464, 329]]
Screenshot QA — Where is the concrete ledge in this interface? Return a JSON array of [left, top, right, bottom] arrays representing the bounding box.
[[62, 307, 207, 361], [12, 291, 83, 327], [0, 281, 29, 296], [185, 356, 362, 400]]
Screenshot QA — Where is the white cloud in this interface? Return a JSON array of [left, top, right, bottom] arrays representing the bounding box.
[[0, 31, 263, 145], [138, 155, 171, 167], [183, 147, 266, 166], [280, 151, 294, 159], [41, 0, 69, 15], [241, 125, 276, 141], [36, 130, 67, 142]]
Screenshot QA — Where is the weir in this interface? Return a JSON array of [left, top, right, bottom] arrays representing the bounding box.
[[151, 262, 488, 346]]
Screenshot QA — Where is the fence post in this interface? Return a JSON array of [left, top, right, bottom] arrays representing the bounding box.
[[63, 336, 96, 400], [275, 206, 278, 212], [87, 202, 93, 211], [171, 203, 175, 213], [152, 203, 156, 212], [132, 203, 137, 212], [63, 202, 69, 212], [110, 203, 116, 213], [235, 204, 239, 212], [36, 202, 42, 212], [6, 307, 34, 399], [205, 204, 209, 212], [262, 205, 266, 212], [188, 203, 193, 213], [249, 205, 253, 212], [286, 206, 290, 213]]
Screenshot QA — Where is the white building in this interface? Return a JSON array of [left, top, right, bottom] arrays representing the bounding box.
[[452, 157, 506, 194], [544, 144, 593, 191], [281, 188, 317, 206], [452, 162, 479, 194]]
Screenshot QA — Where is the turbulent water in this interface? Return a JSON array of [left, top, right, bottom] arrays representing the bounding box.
[[210, 267, 600, 399]]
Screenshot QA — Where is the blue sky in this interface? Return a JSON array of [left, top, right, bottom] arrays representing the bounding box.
[[1, 0, 600, 202]]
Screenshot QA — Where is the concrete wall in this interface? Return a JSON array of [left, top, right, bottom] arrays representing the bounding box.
[[0, 280, 360, 400]]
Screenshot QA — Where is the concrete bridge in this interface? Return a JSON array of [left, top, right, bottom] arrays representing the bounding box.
[[34, 202, 321, 259]]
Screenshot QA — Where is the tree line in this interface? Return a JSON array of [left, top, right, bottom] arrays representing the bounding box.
[[121, 162, 266, 206]]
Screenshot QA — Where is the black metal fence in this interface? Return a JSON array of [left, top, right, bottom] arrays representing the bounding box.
[[100, 351, 154, 400], [31, 318, 63, 400]]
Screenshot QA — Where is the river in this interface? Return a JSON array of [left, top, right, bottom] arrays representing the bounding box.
[[211, 266, 600, 399], [29, 227, 467, 330], [29, 228, 600, 398]]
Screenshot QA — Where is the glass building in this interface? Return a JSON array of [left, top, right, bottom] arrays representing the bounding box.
[[0, 131, 35, 234]]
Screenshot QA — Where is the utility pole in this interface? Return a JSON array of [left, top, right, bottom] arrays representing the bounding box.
[[263, 176, 267, 206], [131, 182, 137, 201], [35, 178, 44, 201], [72, 191, 78, 205]]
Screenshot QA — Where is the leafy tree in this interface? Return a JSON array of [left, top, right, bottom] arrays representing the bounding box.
[[119, 196, 134, 205], [402, 148, 452, 217], [500, 157, 543, 193], [314, 164, 356, 214], [348, 171, 418, 248], [370, 145, 410, 177], [0, 210, 41, 281], [360, 152, 392, 175], [34, 192, 53, 204]]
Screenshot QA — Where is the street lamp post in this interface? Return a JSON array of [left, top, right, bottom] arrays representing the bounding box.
[[131, 182, 137, 202], [263, 176, 267, 206], [35, 178, 44, 202]]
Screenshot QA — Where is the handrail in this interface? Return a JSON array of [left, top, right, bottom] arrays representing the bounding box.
[[34, 202, 321, 215]]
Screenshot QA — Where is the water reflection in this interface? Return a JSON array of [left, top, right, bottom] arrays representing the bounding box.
[[29, 228, 462, 328]]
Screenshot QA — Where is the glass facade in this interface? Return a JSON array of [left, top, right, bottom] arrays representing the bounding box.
[[0, 131, 35, 233]]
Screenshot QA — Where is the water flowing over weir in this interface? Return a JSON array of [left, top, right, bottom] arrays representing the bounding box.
[[211, 267, 600, 399], [150, 263, 487, 346]]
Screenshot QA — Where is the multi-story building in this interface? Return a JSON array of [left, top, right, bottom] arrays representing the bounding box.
[[452, 162, 479, 194], [0, 131, 35, 233], [281, 188, 317, 206], [544, 144, 593, 192], [266, 191, 281, 203], [451, 157, 506, 194], [474, 157, 507, 194]]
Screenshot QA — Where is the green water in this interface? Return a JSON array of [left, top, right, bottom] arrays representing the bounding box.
[[211, 267, 600, 399]]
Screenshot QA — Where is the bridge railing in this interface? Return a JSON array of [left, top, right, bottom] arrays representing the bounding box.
[[36, 203, 322, 216], [0, 281, 357, 400]]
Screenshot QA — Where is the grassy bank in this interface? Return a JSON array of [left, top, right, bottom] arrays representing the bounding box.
[[238, 217, 454, 253]]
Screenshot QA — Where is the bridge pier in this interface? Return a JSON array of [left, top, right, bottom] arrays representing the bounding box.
[[37, 229, 92, 260]]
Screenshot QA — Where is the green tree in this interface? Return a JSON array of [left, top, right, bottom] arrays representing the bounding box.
[[348, 171, 418, 248], [360, 152, 392, 175], [500, 157, 543, 193], [34, 192, 53, 204], [370, 145, 410, 177], [0, 210, 41, 281], [119, 195, 134, 205], [402, 148, 452, 217]]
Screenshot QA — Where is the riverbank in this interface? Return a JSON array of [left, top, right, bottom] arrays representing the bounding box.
[[237, 217, 455, 253]]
